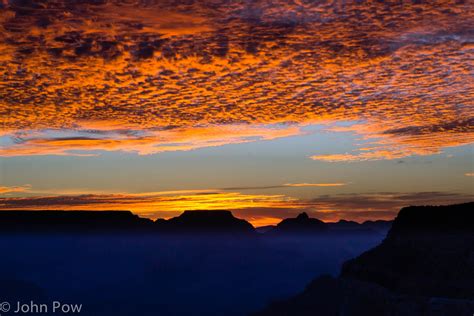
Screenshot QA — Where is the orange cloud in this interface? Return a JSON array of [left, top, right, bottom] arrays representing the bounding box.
[[0, 185, 32, 194], [0, 125, 301, 156], [0, 1, 472, 160], [220, 183, 348, 191], [283, 183, 346, 187], [466, 173, 474, 177], [0, 190, 471, 226], [0, 191, 298, 225]]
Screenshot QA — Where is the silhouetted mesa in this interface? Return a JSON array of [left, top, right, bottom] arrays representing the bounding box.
[[262, 214, 391, 235], [327, 219, 361, 230], [386, 202, 474, 236], [0, 210, 255, 234], [255, 202, 474, 315], [165, 210, 255, 233], [0, 210, 155, 234], [327, 219, 392, 235], [269, 212, 328, 235]]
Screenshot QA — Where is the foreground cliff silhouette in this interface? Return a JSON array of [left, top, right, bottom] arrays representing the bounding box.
[[255, 202, 474, 316]]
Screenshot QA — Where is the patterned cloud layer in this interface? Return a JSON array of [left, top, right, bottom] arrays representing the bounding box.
[[1, 0, 473, 159]]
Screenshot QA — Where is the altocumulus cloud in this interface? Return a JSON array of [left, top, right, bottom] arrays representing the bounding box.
[[0, 0, 472, 160]]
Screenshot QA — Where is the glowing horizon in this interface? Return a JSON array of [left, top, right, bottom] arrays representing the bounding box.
[[0, 1, 472, 225]]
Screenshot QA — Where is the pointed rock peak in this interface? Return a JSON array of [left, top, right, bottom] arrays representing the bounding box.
[[296, 212, 309, 220]]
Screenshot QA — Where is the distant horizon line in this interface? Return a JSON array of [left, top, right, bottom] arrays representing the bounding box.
[[0, 206, 437, 227], [1, 199, 472, 227]]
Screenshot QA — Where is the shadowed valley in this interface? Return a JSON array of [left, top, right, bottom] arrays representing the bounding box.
[[255, 202, 474, 316], [0, 203, 472, 315]]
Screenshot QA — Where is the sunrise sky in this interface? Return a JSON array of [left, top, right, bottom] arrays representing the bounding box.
[[0, 0, 473, 226]]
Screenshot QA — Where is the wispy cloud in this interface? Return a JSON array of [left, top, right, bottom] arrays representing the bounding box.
[[283, 183, 346, 187], [221, 182, 347, 191], [0, 185, 32, 195], [465, 173, 474, 177], [0, 125, 301, 156]]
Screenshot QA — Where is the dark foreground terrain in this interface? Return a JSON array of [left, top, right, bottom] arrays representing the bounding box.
[[1, 203, 472, 316], [255, 202, 474, 316], [0, 210, 387, 316]]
